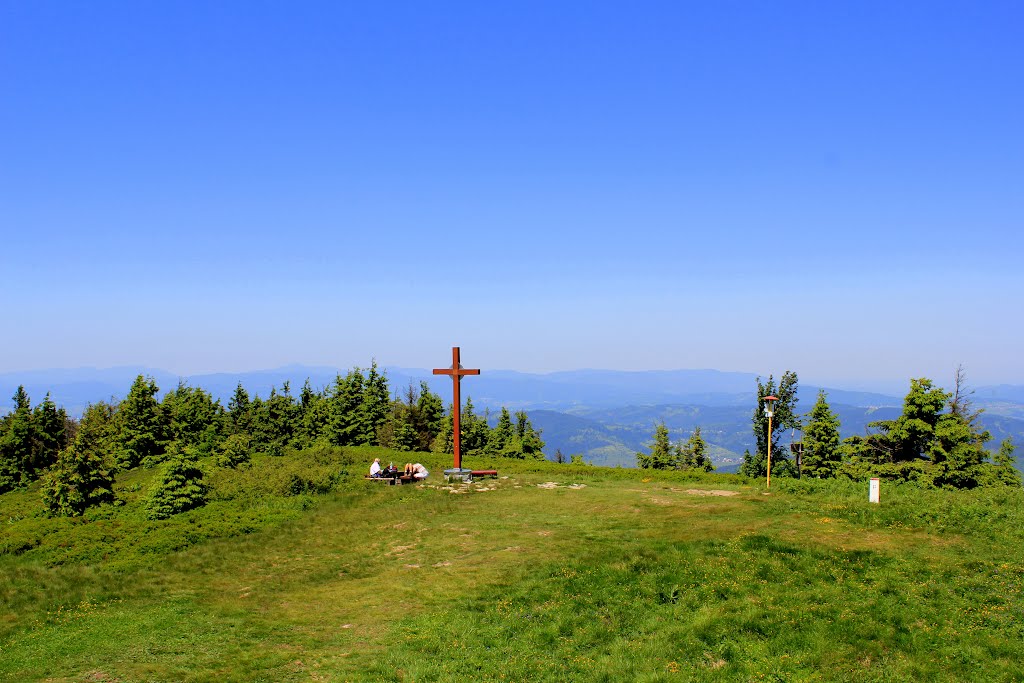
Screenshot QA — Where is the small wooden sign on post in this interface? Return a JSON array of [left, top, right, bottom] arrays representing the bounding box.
[[869, 477, 880, 504]]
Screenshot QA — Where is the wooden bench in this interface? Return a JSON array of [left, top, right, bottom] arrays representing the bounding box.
[[471, 470, 498, 479]]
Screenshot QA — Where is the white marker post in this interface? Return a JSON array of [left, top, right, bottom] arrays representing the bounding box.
[[869, 477, 880, 504]]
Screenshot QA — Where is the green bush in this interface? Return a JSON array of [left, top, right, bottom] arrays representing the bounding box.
[[39, 445, 115, 517], [146, 449, 207, 520], [214, 433, 251, 469]]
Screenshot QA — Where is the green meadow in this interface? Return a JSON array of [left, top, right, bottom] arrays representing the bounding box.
[[2, 447, 1023, 682]]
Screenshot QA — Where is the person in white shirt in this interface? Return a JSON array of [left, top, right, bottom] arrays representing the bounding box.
[[369, 458, 382, 477], [403, 462, 429, 480]]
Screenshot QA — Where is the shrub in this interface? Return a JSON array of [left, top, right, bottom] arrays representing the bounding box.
[[40, 445, 115, 517], [146, 448, 207, 520], [215, 433, 252, 469]]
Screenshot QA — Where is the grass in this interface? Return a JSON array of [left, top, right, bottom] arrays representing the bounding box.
[[2, 448, 1024, 681]]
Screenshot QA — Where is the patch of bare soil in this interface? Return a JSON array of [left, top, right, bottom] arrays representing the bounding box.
[[681, 489, 739, 497]]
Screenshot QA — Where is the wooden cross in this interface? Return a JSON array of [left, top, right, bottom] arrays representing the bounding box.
[[432, 346, 480, 471]]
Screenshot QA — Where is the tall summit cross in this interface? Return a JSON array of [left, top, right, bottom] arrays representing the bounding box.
[[432, 346, 480, 471]]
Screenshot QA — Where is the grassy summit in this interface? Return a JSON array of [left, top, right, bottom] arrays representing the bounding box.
[[2, 446, 1023, 681]]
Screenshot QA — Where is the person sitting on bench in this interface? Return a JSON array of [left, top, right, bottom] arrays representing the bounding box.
[[404, 463, 429, 480], [369, 458, 382, 478]]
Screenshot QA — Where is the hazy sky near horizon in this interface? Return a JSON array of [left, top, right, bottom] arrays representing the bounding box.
[[2, 1, 1021, 389]]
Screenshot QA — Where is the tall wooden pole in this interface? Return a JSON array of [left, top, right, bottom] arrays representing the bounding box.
[[766, 412, 773, 489], [432, 347, 480, 471], [452, 348, 463, 470]]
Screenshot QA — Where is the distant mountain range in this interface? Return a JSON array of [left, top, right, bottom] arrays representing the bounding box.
[[3, 365, 1022, 471]]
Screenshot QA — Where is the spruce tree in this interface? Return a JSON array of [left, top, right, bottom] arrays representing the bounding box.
[[296, 379, 328, 447], [215, 433, 251, 468], [146, 446, 207, 519], [362, 362, 391, 445], [0, 386, 34, 491], [487, 407, 514, 455], [459, 398, 489, 455], [40, 443, 115, 517], [416, 382, 446, 450], [162, 382, 222, 456], [680, 427, 713, 472], [637, 422, 673, 469], [227, 383, 252, 435], [513, 411, 545, 460], [327, 370, 366, 446], [431, 405, 455, 454], [31, 393, 68, 474], [985, 439, 1021, 487], [114, 375, 165, 470], [802, 391, 842, 478]]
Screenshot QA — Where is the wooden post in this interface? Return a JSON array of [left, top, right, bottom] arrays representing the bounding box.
[[432, 347, 480, 471]]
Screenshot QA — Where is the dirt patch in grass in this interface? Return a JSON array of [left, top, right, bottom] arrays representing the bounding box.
[[679, 488, 739, 497]]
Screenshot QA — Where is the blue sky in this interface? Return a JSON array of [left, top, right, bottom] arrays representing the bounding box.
[[2, 1, 1021, 390]]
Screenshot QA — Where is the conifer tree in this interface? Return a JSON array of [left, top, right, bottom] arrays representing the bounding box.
[[985, 439, 1021, 487], [415, 382, 445, 450], [391, 407, 419, 452], [39, 401, 117, 516], [487, 407, 514, 455], [40, 443, 115, 517], [250, 387, 295, 456], [739, 449, 756, 477], [459, 398, 489, 455], [362, 361, 391, 445], [431, 404, 455, 454], [215, 433, 251, 468], [296, 379, 328, 447], [679, 427, 713, 471], [802, 390, 842, 478], [227, 383, 253, 436], [114, 375, 165, 470], [0, 386, 34, 491], [162, 382, 222, 456], [327, 370, 366, 445], [31, 393, 68, 474], [637, 422, 674, 469], [146, 446, 207, 519], [514, 411, 545, 459]]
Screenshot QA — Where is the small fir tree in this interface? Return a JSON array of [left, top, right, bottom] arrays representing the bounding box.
[[431, 405, 455, 454], [114, 375, 165, 470], [679, 427, 713, 472], [985, 439, 1021, 487], [40, 444, 115, 517], [487, 407, 514, 455], [637, 422, 674, 469], [416, 382, 446, 450], [147, 447, 207, 519], [215, 433, 252, 468], [802, 391, 842, 478], [227, 383, 252, 435], [0, 386, 35, 491], [513, 411, 545, 460]]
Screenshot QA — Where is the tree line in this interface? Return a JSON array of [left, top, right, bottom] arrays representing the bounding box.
[[737, 368, 1019, 488], [636, 424, 714, 472], [0, 362, 545, 517]]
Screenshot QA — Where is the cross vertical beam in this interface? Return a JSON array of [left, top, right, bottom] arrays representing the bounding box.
[[432, 346, 481, 470]]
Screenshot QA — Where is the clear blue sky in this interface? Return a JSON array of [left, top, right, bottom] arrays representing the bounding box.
[[2, 1, 1021, 390]]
